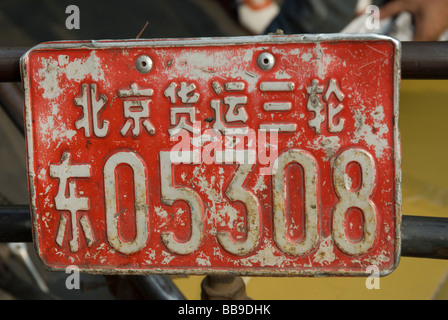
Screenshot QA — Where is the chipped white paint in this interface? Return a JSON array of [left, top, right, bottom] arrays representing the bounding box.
[[174, 208, 187, 227], [239, 239, 289, 267], [38, 103, 76, 148], [253, 175, 268, 195], [313, 236, 336, 266], [365, 250, 391, 265], [314, 43, 334, 79], [353, 105, 390, 158], [154, 206, 168, 219], [216, 204, 240, 229], [38, 51, 105, 100], [161, 250, 175, 265], [274, 70, 292, 79], [146, 249, 156, 261], [37, 167, 47, 180], [196, 252, 212, 266], [308, 135, 341, 161], [160, 49, 260, 92], [65, 51, 105, 82], [301, 52, 313, 62]]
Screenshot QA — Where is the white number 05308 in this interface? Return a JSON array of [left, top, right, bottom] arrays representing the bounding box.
[[103, 148, 377, 257]]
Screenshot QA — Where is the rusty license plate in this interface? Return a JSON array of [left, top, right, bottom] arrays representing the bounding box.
[[21, 35, 401, 276]]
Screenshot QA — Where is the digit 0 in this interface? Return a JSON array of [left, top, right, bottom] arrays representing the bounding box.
[[104, 151, 149, 255], [272, 149, 319, 256]]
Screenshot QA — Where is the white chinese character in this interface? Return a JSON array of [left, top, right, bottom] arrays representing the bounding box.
[[211, 96, 249, 135], [164, 82, 199, 104], [307, 79, 325, 134], [74, 83, 109, 137], [49, 152, 93, 252], [324, 79, 345, 133], [169, 107, 200, 137], [118, 83, 155, 137], [307, 79, 345, 134]]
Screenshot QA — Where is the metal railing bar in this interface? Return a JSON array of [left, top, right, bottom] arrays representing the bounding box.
[[1, 205, 447, 260], [0, 41, 447, 82]]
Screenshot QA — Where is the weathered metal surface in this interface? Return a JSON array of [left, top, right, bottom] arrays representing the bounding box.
[[21, 34, 401, 276]]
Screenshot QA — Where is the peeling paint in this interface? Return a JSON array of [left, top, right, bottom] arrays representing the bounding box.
[[239, 239, 289, 267], [253, 175, 268, 195], [301, 52, 313, 62], [196, 252, 212, 266], [160, 49, 260, 92], [313, 236, 336, 266], [38, 103, 76, 149], [308, 135, 341, 161], [353, 105, 389, 158], [38, 51, 105, 100], [314, 43, 334, 79], [161, 250, 174, 265]]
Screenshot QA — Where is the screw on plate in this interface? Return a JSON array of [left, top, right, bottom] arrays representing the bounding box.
[[135, 55, 153, 73], [257, 52, 275, 71]]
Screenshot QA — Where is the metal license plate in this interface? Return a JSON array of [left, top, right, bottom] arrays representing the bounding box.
[[21, 34, 401, 276]]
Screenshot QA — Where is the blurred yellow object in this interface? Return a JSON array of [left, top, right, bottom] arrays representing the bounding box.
[[174, 80, 448, 300]]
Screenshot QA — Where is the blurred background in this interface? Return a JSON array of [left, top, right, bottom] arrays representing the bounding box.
[[0, 0, 448, 299]]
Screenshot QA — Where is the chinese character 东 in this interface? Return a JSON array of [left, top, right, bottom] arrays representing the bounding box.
[[49, 152, 94, 252]]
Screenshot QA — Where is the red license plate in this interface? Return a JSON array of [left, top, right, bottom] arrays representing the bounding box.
[[21, 35, 401, 276]]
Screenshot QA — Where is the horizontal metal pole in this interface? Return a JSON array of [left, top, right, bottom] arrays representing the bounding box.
[[1, 205, 448, 260], [401, 215, 448, 259], [0, 82, 25, 133], [0, 205, 32, 242], [0, 41, 447, 82], [401, 42, 448, 79], [0, 48, 27, 83]]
